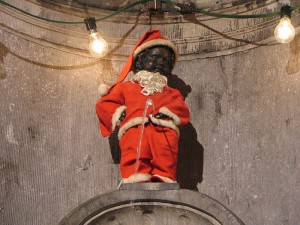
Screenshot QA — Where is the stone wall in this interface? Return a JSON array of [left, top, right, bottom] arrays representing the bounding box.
[[1, 1, 300, 225]]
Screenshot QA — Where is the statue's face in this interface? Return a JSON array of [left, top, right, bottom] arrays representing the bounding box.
[[135, 46, 175, 76]]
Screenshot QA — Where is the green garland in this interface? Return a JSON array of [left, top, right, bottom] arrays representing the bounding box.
[[0, 0, 300, 24], [0, 0, 151, 24]]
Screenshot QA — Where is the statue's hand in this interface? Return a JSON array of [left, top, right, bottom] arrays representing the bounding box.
[[154, 112, 169, 119], [119, 111, 126, 122]]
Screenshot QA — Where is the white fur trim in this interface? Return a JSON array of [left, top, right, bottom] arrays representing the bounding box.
[[150, 117, 180, 137], [123, 173, 151, 183], [159, 107, 181, 126], [118, 117, 149, 140], [98, 83, 110, 97], [112, 105, 126, 131], [152, 174, 176, 183], [133, 39, 179, 63]]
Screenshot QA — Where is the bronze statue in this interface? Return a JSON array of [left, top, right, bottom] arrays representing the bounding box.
[[96, 30, 190, 183]]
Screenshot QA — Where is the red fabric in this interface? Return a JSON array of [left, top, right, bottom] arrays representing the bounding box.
[[95, 30, 188, 181], [117, 30, 167, 84], [96, 81, 190, 181], [119, 124, 179, 180], [96, 81, 189, 137]]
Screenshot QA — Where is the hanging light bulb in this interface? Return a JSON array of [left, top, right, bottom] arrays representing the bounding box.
[[274, 5, 295, 44], [84, 17, 108, 58]]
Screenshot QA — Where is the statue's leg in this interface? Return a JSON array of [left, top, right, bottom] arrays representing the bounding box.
[[119, 126, 152, 183], [147, 125, 178, 182]]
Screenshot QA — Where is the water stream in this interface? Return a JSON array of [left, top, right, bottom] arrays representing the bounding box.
[[134, 98, 155, 175]]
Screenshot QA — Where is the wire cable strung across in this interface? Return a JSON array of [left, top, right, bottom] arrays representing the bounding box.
[[1, 0, 300, 24], [0, 0, 152, 24]]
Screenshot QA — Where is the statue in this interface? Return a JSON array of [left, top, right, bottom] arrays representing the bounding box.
[[96, 30, 190, 183]]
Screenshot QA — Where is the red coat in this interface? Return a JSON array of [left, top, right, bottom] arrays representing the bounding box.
[[96, 81, 190, 182], [96, 81, 190, 139]]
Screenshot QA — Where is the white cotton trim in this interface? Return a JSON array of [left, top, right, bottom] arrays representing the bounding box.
[[152, 174, 176, 183], [133, 39, 179, 63], [112, 106, 127, 131], [122, 173, 151, 183], [98, 83, 110, 97], [159, 107, 181, 125], [118, 117, 149, 140], [150, 117, 180, 137]]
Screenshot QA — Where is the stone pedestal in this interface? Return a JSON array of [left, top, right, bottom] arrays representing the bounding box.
[[119, 182, 180, 190], [59, 185, 244, 225]]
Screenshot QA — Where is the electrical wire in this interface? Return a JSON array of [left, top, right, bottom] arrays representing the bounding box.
[[161, 0, 300, 18], [0, 0, 151, 24], [95, 0, 151, 22], [0, 0, 300, 24], [197, 9, 280, 18]]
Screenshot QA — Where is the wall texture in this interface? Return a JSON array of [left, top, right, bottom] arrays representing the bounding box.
[[1, 1, 300, 225]]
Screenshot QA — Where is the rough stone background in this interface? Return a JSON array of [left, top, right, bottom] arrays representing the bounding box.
[[1, 1, 300, 225]]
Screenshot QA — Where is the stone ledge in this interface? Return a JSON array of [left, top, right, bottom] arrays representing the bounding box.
[[119, 182, 180, 190], [59, 189, 245, 225]]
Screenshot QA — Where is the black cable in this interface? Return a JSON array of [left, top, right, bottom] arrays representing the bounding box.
[[1, 0, 300, 24], [0, 0, 150, 24]]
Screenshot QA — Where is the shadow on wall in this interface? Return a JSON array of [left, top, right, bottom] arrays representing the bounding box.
[[0, 42, 8, 80], [177, 122, 204, 191], [169, 74, 204, 191]]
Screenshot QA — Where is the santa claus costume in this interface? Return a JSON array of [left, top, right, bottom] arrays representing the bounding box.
[[96, 30, 190, 183]]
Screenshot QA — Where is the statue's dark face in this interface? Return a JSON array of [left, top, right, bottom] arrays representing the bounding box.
[[134, 46, 175, 76]]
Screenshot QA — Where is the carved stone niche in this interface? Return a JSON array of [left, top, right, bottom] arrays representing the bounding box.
[[59, 185, 244, 225]]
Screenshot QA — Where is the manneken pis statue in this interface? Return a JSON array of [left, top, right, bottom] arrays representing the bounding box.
[[96, 30, 190, 183]]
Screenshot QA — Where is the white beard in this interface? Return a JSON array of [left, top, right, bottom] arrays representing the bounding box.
[[131, 70, 168, 96]]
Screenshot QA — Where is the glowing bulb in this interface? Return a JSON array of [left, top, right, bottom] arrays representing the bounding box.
[[274, 16, 295, 44], [88, 32, 108, 58], [84, 17, 109, 58]]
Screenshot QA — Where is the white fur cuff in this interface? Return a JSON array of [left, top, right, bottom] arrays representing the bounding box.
[[118, 117, 149, 140], [122, 173, 151, 183], [112, 106, 127, 131], [150, 117, 180, 137], [159, 107, 181, 125]]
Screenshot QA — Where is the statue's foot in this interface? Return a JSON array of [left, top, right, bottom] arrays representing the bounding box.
[[149, 174, 177, 183], [122, 173, 151, 183], [150, 175, 165, 183]]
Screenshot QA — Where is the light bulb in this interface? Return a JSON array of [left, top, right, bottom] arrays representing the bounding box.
[[84, 17, 109, 58], [88, 31, 109, 58], [274, 16, 295, 44]]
